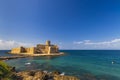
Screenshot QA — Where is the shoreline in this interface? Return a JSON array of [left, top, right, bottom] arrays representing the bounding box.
[[0, 52, 65, 60], [8, 52, 65, 56]]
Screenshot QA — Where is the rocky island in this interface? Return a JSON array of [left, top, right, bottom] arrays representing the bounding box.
[[10, 40, 64, 56]]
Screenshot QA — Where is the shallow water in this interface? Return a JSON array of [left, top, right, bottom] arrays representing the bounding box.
[[1, 50, 120, 80]]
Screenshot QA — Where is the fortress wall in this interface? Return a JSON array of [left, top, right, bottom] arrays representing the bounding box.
[[37, 45, 47, 53], [40, 49, 46, 53], [37, 44, 45, 49], [25, 48, 30, 53], [45, 45, 59, 53], [50, 46, 59, 53], [11, 48, 22, 53], [45, 46, 49, 53], [49, 47, 57, 53], [28, 47, 36, 54], [11, 41, 59, 54], [21, 47, 26, 53]]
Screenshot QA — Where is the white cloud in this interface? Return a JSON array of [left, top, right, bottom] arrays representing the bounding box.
[[0, 39, 33, 50], [1, 38, 120, 50], [73, 41, 83, 44], [73, 39, 120, 49]]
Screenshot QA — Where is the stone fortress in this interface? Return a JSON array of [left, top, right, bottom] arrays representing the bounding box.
[[11, 40, 59, 54]]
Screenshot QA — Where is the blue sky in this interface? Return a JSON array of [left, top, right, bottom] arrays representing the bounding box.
[[0, 0, 120, 49]]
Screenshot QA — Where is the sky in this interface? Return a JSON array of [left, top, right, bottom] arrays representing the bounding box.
[[0, 0, 120, 50]]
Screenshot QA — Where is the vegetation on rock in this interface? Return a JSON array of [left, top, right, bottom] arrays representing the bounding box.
[[0, 61, 13, 80]]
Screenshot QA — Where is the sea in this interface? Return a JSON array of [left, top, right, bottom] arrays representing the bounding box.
[[1, 50, 120, 80]]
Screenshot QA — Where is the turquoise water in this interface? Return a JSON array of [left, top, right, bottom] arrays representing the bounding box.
[[1, 50, 120, 80]]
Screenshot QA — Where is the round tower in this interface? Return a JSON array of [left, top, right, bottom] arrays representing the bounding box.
[[46, 40, 51, 46]]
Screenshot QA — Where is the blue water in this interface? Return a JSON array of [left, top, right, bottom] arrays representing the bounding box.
[[1, 50, 120, 80]]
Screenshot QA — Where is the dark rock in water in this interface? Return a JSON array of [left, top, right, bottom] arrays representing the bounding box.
[[11, 67, 16, 72], [52, 71, 61, 75]]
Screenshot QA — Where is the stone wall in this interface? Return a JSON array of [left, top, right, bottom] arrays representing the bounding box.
[[11, 48, 21, 53], [29, 47, 36, 54], [11, 47, 25, 53]]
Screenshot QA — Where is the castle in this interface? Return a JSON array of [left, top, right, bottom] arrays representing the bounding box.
[[11, 41, 59, 54]]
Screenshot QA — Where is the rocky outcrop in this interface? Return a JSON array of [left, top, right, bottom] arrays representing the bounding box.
[[54, 75, 79, 80], [14, 70, 80, 80]]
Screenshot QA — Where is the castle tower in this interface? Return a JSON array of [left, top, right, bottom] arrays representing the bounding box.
[[46, 40, 51, 46]]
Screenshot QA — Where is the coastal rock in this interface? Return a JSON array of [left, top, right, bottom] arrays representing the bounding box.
[[16, 70, 50, 80], [33, 71, 48, 80], [15, 70, 80, 80], [54, 75, 79, 80], [52, 71, 61, 75]]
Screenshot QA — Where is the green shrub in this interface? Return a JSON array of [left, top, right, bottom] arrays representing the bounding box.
[[0, 61, 13, 80]]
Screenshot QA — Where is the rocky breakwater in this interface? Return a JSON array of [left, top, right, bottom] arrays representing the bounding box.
[[13, 70, 80, 80], [0, 56, 27, 60]]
